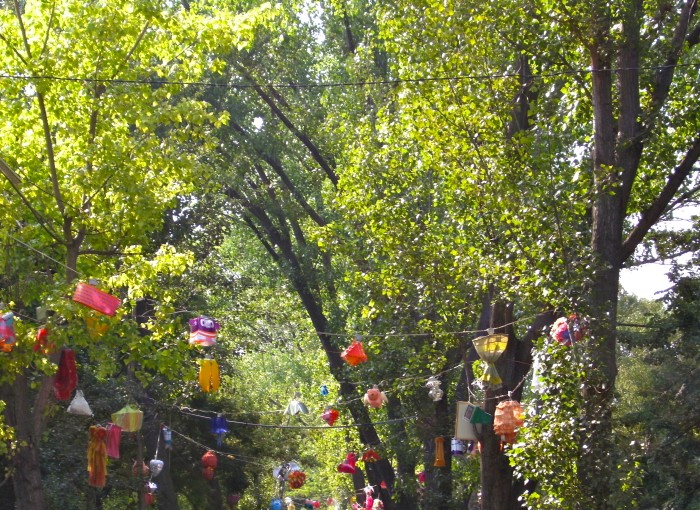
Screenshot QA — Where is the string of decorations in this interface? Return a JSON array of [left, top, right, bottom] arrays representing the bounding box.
[[1, 62, 699, 89]]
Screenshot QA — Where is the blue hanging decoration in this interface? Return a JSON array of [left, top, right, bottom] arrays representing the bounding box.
[[320, 384, 329, 397], [210, 414, 229, 448], [270, 498, 283, 510], [162, 426, 173, 450]]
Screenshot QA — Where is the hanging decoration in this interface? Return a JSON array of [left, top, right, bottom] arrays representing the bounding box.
[[149, 459, 164, 478], [85, 316, 109, 339], [320, 384, 329, 397], [144, 492, 156, 507], [361, 449, 381, 463], [273, 461, 301, 484], [465, 402, 492, 424], [145, 481, 158, 493], [337, 452, 357, 474], [133, 460, 150, 478], [340, 339, 368, 366], [493, 399, 525, 444], [364, 486, 375, 510], [270, 499, 283, 510], [288, 469, 307, 489], [72, 283, 121, 316], [363, 386, 388, 408], [189, 316, 221, 347], [33, 327, 54, 355], [472, 333, 508, 388], [54, 348, 78, 400], [284, 392, 309, 416], [550, 314, 588, 346], [67, 389, 93, 416], [321, 407, 339, 426], [425, 376, 444, 401], [202, 450, 218, 481], [111, 404, 143, 432], [227, 494, 241, 508], [87, 425, 108, 488], [372, 500, 384, 509], [0, 312, 15, 352], [210, 414, 229, 448], [285, 497, 296, 510], [106, 423, 122, 459], [162, 426, 173, 449], [433, 437, 446, 467], [451, 438, 467, 456]]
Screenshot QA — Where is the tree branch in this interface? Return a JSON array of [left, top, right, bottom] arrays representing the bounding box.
[[621, 136, 700, 262]]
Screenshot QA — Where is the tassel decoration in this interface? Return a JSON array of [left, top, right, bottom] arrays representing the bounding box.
[[87, 426, 108, 487], [54, 349, 78, 400]]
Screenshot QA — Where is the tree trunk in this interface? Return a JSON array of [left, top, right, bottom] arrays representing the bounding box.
[[4, 373, 47, 510]]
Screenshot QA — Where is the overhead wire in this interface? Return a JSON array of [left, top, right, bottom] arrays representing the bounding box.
[[1, 62, 699, 89]]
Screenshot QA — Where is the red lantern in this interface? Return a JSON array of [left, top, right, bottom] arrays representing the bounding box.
[[337, 452, 357, 474], [361, 449, 381, 463], [202, 466, 216, 481], [144, 492, 156, 506], [201, 450, 218, 469], [493, 400, 524, 443], [321, 407, 339, 426], [341, 340, 368, 366], [288, 470, 307, 489]]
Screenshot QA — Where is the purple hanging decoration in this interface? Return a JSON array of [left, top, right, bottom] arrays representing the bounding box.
[[210, 414, 229, 448]]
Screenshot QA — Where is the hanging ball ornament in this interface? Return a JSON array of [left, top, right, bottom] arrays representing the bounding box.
[[425, 376, 444, 401]]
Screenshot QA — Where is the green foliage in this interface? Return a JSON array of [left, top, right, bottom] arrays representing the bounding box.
[[510, 339, 586, 509]]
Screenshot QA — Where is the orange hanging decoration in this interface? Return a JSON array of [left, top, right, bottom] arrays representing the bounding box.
[[340, 339, 368, 366], [87, 426, 108, 488], [433, 437, 446, 467], [493, 400, 525, 444], [288, 470, 307, 489]]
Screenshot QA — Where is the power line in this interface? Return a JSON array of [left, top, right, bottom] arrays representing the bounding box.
[[1, 62, 699, 90]]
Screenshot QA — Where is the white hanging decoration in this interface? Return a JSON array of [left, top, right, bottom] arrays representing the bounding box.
[[426, 376, 444, 401], [67, 390, 93, 416]]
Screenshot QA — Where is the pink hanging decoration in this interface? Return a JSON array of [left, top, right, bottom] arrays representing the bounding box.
[[54, 349, 78, 400], [337, 452, 357, 474], [72, 283, 121, 316]]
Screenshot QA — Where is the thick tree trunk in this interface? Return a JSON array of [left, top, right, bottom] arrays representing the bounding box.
[[4, 373, 47, 510]]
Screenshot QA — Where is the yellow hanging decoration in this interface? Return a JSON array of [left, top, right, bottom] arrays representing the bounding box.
[[199, 358, 220, 393], [472, 333, 508, 388]]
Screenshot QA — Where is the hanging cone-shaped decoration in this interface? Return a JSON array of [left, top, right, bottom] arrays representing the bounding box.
[[337, 452, 357, 474], [199, 358, 220, 393], [433, 437, 446, 467], [493, 400, 525, 443], [472, 333, 508, 388], [54, 348, 78, 400], [285, 392, 309, 415], [87, 426, 108, 488], [67, 389, 93, 416], [111, 404, 143, 432], [340, 340, 368, 366], [361, 449, 381, 463]]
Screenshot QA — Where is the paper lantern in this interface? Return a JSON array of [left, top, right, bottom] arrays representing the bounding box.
[[106, 423, 121, 459], [189, 316, 220, 347], [321, 407, 339, 426], [273, 461, 301, 481], [363, 386, 388, 408], [270, 499, 283, 510], [202, 450, 218, 469], [211, 414, 229, 448], [162, 426, 173, 449], [433, 437, 446, 467], [111, 404, 143, 432], [227, 494, 241, 508], [337, 452, 357, 474], [33, 327, 55, 354], [550, 314, 588, 346], [341, 340, 368, 366], [493, 400, 524, 443], [472, 333, 508, 388], [199, 358, 220, 393], [202, 466, 216, 481], [451, 438, 466, 456], [149, 459, 164, 478], [87, 426, 107, 488], [67, 389, 93, 416], [320, 384, 329, 396], [145, 481, 157, 493], [0, 312, 15, 352], [285, 392, 310, 416], [144, 492, 156, 506], [425, 376, 444, 401], [54, 348, 78, 400], [372, 500, 384, 509], [361, 449, 380, 463], [416, 471, 426, 484], [73, 283, 120, 316], [288, 469, 306, 489]]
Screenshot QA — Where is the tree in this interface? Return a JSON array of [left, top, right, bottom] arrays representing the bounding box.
[[0, 0, 270, 507]]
